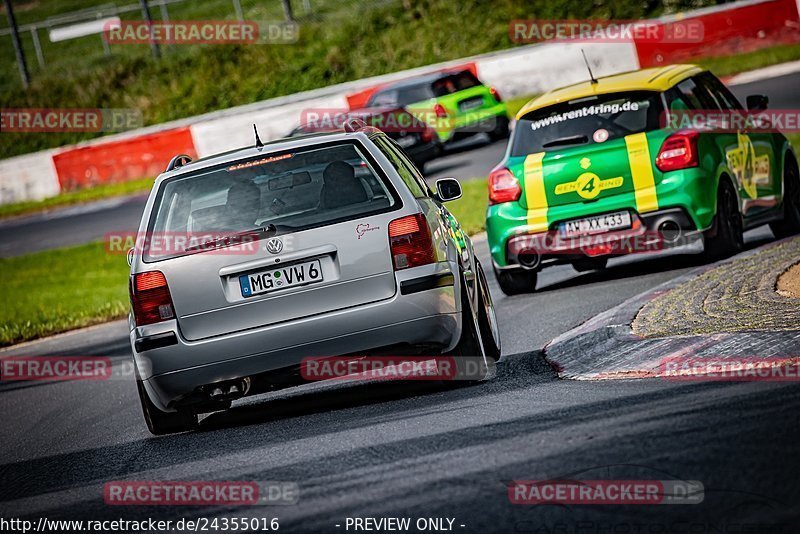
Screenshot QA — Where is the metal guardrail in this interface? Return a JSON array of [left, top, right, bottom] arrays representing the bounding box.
[[0, 0, 188, 36]]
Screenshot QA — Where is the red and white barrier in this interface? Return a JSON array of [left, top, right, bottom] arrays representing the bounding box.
[[634, 0, 800, 67], [52, 127, 196, 191], [0, 152, 60, 203]]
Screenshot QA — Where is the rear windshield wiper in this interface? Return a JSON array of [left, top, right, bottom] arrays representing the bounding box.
[[184, 224, 279, 252], [542, 135, 589, 148]]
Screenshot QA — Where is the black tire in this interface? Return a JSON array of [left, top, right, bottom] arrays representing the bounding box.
[[476, 262, 501, 361], [770, 156, 800, 238], [450, 285, 482, 358], [494, 266, 537, 296], [137, 380, 198, 436], [704, 179, 744, 260], [444, 275, 494, 383], [489, 115, 510, 141], [572, 258, 608, 273]]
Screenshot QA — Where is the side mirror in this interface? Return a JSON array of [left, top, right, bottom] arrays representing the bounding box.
[[127, 247, 135, 266], [435, 178, 462, 202], [746, 94, 768, 112]]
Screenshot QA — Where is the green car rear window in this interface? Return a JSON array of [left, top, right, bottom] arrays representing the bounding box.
[[511, 91, 665, 156], [369, 84, 435, 106], [368, 71, 483, 106], [431, 71, 482, 95]]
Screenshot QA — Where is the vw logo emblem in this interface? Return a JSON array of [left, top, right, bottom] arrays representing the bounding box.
[[266, 237, 283, 254]]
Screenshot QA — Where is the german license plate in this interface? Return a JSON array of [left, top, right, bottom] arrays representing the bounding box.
[[459, 97, 484, 111], [239, 259, 322, 297], [560, 211, 631, 237]]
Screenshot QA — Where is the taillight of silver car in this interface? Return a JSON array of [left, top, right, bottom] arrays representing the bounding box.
[[388, 213, 435, 270], [130, 271, 175, 326]]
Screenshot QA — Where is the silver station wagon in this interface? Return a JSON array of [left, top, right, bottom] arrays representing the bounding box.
[[129, 120, 500, 434]]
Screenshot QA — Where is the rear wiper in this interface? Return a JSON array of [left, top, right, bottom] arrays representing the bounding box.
[[185, 224, 278, 252], [542, 135, 589, 148]]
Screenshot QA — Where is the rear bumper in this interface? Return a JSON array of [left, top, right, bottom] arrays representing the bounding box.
[[130, 262, 461, 411], [495, 208, 703, 271], [486, 167, 716, 268], [438, 105, 508, 142]]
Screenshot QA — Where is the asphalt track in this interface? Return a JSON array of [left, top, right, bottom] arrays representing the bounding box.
[[0, 72, 799, 531]]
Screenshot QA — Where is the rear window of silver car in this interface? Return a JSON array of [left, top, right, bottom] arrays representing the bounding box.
[[144, 141, 400, 261]]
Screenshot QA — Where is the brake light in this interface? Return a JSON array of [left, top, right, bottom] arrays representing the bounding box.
[[490, 86, 502, 102], [388, 214, 435, 270], [420, 127, 433, 143], [433, 103, 448, 118], [656, 130, 699, 172], [130, 271, 175, 326], [488, 167, 521, 204]]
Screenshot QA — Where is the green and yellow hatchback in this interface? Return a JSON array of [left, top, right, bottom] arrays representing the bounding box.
[[486, 64, 800, 295]]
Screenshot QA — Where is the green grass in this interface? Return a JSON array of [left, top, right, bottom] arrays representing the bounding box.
[[1, 0, 717, 160], [0, 242, 130, 347], [0, 177, 154, 219], [447, 178, 489, 236], [693, 43, 800, 78], [505, 94, 537, 119]]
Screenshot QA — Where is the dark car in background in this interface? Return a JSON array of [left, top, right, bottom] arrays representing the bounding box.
[[290, 106, 442, 171], [366, 69, 510, 145]]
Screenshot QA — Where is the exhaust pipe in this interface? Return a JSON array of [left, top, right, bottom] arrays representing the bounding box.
[[208, 377, 251, 401], [657, 219, 682, 243], [517, 249, 541, 270]]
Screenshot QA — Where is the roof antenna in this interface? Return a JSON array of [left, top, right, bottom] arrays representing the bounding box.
[[582, 49, 598, 85], [253, 124, 264, 148]]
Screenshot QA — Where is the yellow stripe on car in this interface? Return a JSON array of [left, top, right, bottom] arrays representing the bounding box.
[[524, 152, 548, 232], [625, 132, 659, 213]]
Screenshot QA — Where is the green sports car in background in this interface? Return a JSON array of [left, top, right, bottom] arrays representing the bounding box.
[[486, 64, 800, 295], [367, 69, 509, 144]]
